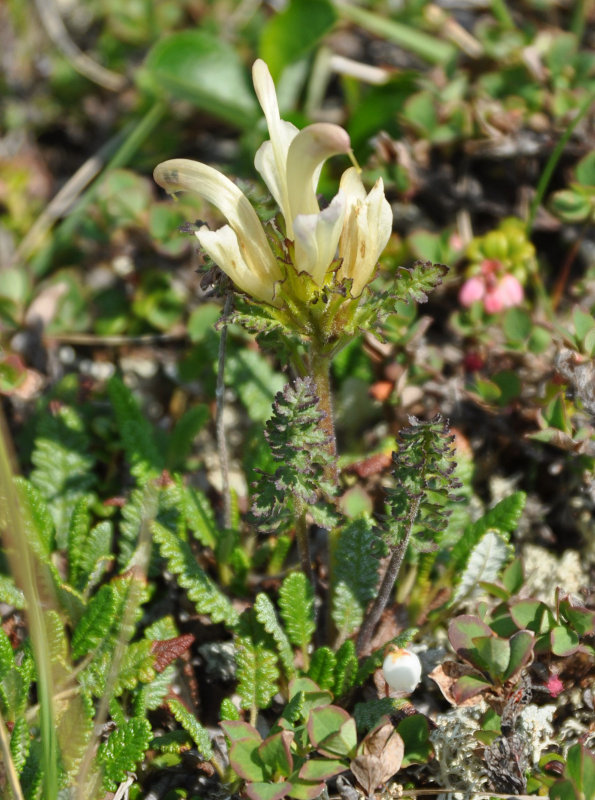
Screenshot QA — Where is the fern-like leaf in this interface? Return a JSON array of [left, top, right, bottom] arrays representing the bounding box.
[[307, 647, 336, 691], [167, 696, 213, 758], [220, 697, 240, 721], [153, 522, 238, 627], [452, 532, 513, 604], [333, 640, 358, 697], [385, 261, 449, 306], [235, 611, 279, 714], [450, 492, 526, 571], [30, 404, 96, 547], [254, 593, 295, 679], [166, 404, 209, 470], [225, 348, 285, 424], [10, 716, 30, 775], [98, 716, 152, 790], [332, 519, 382, 641], [278, 572, 315, 655], [108, 376, 163, 484], [385, 415, 461, 552], [0, 575, 24, 609], [181, 483, 218, 550], [251, 377, 336, 531], [71, 583, 116, 660], [14, 477, 55, 557]]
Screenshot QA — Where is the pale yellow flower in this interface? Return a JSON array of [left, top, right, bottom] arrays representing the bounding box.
[[154, 59, 392, 306]]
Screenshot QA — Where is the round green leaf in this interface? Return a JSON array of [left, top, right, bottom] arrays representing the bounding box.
[[145, 31, 257, 127]]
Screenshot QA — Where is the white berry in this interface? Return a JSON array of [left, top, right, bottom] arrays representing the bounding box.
[[382, 647, 422, 694]]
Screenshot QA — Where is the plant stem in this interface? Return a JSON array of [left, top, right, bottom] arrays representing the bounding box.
[[295, 497, 315, 587], [526, 88, 595, 234], [216, 292, 233, 531], [356, 494, 421, 655], [309, 348, 338, 482]]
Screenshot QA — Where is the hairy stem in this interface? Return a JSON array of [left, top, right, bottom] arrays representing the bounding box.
[[294, 497, 315, 588], [309, 348, 338, 483], [356, 494, 421, 655]]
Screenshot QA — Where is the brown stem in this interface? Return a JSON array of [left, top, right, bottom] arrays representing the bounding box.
[[356, 493, 421, 656]]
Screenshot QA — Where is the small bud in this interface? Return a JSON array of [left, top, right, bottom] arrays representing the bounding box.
[[382, 647, 422, 695]]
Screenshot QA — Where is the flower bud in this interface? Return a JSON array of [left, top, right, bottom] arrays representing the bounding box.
[[382, 647, 422, 694]]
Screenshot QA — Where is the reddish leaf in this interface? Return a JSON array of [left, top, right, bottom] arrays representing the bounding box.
[[151, 634, 195, 672]]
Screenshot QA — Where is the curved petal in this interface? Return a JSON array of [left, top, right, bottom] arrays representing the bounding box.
[[154, 158, 280, 287], [252, 60, 297, 227], [338, 168, 393, 297], [197, 225, 279, 305], [293, 192, 346, 286], [286, 123, 352, 222], [253, 121, 298, 218]]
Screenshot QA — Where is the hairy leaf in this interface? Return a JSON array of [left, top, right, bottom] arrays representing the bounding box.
[[450, 492, 526, 571], [453, 532, 513, 604], [98, 716, 152, 790], [71, 583, 116, 660]]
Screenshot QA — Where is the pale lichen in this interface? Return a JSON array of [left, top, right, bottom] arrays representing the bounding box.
[[429, 704, 490, 798]]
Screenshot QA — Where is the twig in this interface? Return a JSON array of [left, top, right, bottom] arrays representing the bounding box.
[[216, 292, 234, 530], [357, 493, 422, 655], [33, 0, 126, 91]]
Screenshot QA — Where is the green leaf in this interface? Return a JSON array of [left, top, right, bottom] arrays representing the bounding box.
[[220, 698, 241, 721], [181, 484, 218, 550], [235, 613, 280, 713], [0, 575, 24, 609], [258, 730, 294, 777], [153, 522, 238, 627], [166, 404, 209, 470], [332, 518, 380, 640], [509, 599, 554, 634], [145, 31, 257, 127], [472, 636, 510, 681], [550, 625, 579, 657], [279, 572, 315, 654], [505, 630, 535, 679], [307, 647, 336, 691], [307, 706, 357, 759], [246, 782, 290, 800], [10, 716, 30, 775], [167, 696, 213, 759], [397, 715, 432, 767], [71, 583, 116, 660], [254, 592, 296, 679], [298, 759, 346, 781], [98, 717, 152, 790], [30, 405, 96, 548], [108, 376, 163, 483], [14, 477, 55, 557], [260, 0, 337, 79], [113, 640, 156, 695], [226, 348, 285, 424], [333, 639, 358, 697], [503, 308, 532, 342], [566, 743, 595, 800], [559, 598, 595, 636]]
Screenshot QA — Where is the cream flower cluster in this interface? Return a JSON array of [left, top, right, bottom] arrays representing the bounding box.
[[154, 60, 392, 308]]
